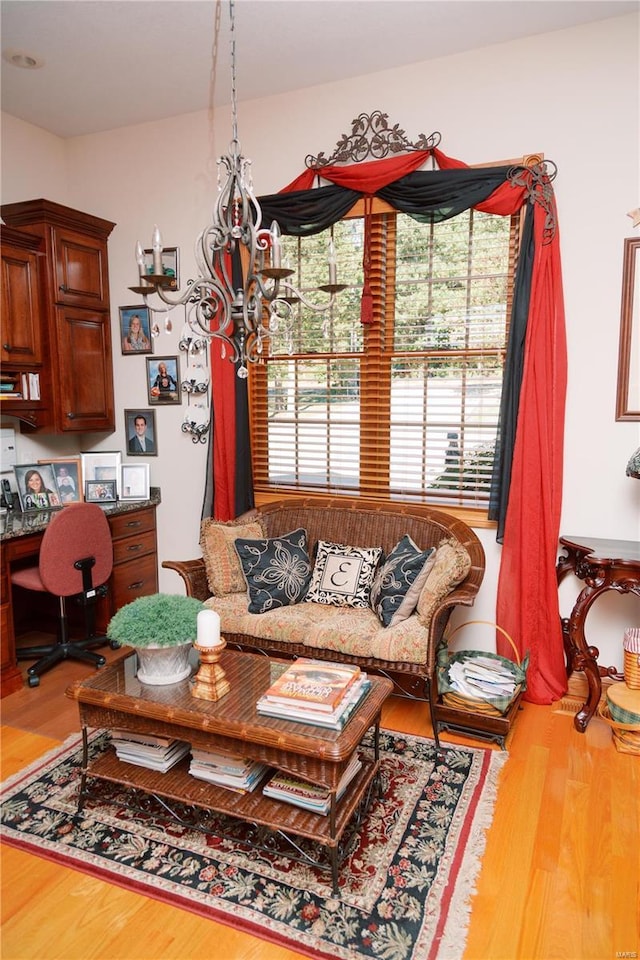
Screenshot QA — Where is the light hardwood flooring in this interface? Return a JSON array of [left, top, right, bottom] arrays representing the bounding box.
[[1, 637, 638, 960]]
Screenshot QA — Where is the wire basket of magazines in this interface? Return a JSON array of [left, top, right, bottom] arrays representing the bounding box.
[[437, 620, 528, 716]]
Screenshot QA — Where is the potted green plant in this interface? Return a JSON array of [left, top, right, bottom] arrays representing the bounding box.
[[108, 593, 204, 685]]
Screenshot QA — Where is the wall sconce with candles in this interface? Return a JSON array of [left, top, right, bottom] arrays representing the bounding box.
[[129, 0, 346, 380]]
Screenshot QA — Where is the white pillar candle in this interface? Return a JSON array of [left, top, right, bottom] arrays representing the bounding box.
[[197, 608, 221, 647]]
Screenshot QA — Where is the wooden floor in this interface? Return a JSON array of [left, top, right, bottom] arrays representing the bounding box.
[[1, 637, 639, 960]]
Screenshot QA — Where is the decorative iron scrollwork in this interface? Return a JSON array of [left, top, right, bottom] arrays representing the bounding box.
[[507, 160, 558, 243], [306, 110, 441, 168]]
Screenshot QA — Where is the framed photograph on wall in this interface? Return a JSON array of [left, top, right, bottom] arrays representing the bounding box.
[[81, 451, 122, 497], [85, 479, 117, 503], [146, 356, 181, 405], [13, 463, 61, 511], [39, 457, 83, 505], [142, 246, 179, 288], [119, 305, 153, 355], [124, 409, 157, 456], [121, 463, 150, 501]]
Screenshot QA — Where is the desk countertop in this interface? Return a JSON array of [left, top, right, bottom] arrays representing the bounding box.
[[0, 488, 161, 542]]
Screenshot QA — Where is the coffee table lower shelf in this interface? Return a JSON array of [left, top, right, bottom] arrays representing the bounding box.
[[78, 742, 379, 894]]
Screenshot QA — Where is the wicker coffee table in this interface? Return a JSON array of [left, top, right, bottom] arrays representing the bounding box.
[[66, 648, 393, 894]]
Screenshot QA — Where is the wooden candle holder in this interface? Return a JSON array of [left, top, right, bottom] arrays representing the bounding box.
[[191, 639, 231, 701]]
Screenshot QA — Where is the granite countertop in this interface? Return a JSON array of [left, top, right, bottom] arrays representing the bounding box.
[[0, 487, 161, 541]]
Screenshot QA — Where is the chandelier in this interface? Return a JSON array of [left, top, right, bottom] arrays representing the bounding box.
[[130, 0, 345, 378]]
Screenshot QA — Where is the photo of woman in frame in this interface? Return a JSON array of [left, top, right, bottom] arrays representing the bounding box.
[[120, 306, 152, 355], [13, 463, 61, 511]]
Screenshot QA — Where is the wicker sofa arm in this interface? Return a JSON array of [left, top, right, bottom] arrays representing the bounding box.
[[162, 558, 210, 602]]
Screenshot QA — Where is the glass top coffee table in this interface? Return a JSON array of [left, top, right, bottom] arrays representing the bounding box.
[[66, 648, 393, 894]]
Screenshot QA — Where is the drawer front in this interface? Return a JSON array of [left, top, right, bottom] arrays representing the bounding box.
[[110, 553, 158, 610], [112, 530, 156, 566], [109, 508, 156, 541]]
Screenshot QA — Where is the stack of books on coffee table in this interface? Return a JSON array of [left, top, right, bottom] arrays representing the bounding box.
[[262, 752, 363, 815], [110, 730, 191, 772], [188, 747, 269, 793], [256, 659, 371, 729]]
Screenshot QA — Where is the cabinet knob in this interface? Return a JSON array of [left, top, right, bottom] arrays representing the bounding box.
[[2, 343, 11, 352], [66, 412, 76, 419], [59, 284, 68, 293]]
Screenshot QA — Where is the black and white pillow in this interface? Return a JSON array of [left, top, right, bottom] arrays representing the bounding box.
[[234, 528, 312, 614], [370, 536, 436, 627], [305, 540, 382, 608]]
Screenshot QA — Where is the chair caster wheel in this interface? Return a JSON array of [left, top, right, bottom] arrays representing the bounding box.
[[96, 656, 107, 667], [109, 640, 120, 650], [27, 675, 40, 688]]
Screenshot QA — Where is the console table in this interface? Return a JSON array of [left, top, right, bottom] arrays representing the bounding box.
[[557, 535, 640, 732]]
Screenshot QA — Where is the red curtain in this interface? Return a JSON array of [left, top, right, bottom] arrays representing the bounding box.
[[496, 203, 567, 702]]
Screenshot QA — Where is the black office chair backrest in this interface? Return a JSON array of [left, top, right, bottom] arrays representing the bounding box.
[[39, 502, 113, 598]]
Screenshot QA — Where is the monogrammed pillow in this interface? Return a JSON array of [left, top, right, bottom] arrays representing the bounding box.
[[200, 511, 267, 596], [304, 540, 382, 608]]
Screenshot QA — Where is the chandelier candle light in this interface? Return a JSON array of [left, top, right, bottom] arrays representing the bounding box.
[[130, 0, 345, 377]]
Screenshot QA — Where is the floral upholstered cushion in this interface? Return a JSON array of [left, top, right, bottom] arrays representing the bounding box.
[[304, 540, 383, 608], [234, 528, 312, 614], [200, 511, 266, 596], [206, 593, 429, 665], [416, 538, 471, 624], [370, 536, 436, 627]]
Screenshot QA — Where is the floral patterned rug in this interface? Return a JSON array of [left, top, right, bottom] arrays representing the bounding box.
[[1, 729, 506, 960]]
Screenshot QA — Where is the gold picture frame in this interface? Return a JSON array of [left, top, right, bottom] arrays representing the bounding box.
[[616, 237, 640, 421]]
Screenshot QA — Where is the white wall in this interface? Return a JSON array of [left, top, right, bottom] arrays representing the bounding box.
[[2, 13, 639, 669]]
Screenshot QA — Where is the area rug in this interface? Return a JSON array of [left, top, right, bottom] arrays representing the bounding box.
[[1, 729, 506, 960]]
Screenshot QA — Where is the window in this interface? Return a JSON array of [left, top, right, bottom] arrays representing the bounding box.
[[249, 197, 521, 516]]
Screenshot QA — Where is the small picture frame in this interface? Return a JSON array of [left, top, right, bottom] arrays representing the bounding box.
[[81, 451, 122, 497], [39, 457, 83, 505], [13, 463, 61, 512], [146, 356, 181, 405], [121, 463, 150, 501], [120, 305, 153, 355], [85, 479, 117, 503], [142, 246, 179, 287], [125, 409, 157, 456]]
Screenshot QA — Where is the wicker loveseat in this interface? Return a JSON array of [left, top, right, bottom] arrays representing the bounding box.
[[163, 497, 485, 745]]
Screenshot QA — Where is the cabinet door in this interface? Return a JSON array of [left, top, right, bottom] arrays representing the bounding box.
[[54, 305, 115, 431], [1, 243, 44, 366], [52, 228, 110, 309]]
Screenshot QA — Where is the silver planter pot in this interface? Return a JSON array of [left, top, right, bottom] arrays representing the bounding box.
[[135, 642, 193, 685]]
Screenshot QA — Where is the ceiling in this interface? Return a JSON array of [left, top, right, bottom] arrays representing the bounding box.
[[1, 0, 637, 139]]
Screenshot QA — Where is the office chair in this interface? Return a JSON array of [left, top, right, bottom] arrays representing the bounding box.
[[12, 502, 116, 687]]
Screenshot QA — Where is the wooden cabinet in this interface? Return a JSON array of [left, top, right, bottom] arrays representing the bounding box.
[[105, 508, 159, 620], [1, 199, 116, 434], [0, 227, 48, 429], [1, 227, 45, 367]]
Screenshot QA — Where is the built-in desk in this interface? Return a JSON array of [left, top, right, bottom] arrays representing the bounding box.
[[1, 489, 161, 697]]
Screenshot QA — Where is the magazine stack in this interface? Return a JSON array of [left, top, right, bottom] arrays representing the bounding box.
[[256, 659, 371, 729], [110, 730, 190, 772], [262, 752, 363, 815], [188, 747, 269, 793]]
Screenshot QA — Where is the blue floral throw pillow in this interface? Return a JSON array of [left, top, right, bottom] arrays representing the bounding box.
[[234, 528, 312, 614], [305, 540, 383, 608], [370, 535, 436, 627]]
